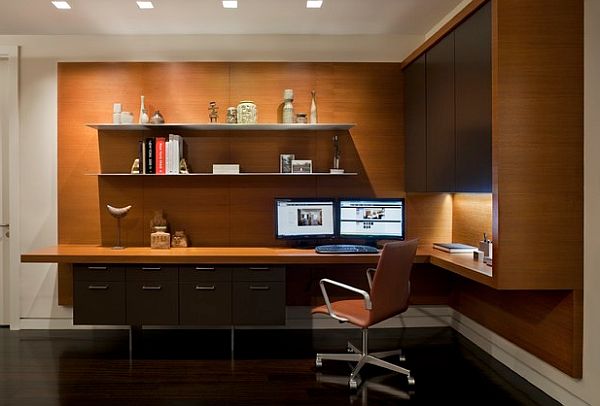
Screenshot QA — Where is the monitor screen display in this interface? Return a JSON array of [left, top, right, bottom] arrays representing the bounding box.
[[275, 198, 336, 239], [338, 198, 405, 240]]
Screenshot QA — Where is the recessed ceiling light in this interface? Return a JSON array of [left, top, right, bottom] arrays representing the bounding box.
[[136, 1, 154, 9], [222, 1, 238, 9], [51, 1, 71, 9], [306, 0, 323, 8]]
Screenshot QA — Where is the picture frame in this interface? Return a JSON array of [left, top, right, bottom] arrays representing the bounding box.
[[280, 154, 295, 173], [291, 159, 312, 174]]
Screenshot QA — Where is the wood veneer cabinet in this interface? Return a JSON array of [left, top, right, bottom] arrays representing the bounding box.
[[403, 0, 582, 290]]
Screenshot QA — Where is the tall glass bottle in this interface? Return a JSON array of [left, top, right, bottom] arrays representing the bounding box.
[[310, 90, 318, 124]]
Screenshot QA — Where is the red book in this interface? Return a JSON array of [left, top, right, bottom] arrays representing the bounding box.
[[155, 137, 166, 174]]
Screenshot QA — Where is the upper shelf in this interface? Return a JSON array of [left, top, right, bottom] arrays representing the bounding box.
[[87, 123, 356, 131]]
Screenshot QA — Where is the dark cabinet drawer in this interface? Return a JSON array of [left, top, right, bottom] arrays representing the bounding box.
[[73, 264, 125, 282], [180, 266, 232, 282], [233, 266, 285, 282], [126, 281, 178, 325], [179, 282, 231, 325], [73, 281, 126, 325], [233, 282, 285, 325], [127, 265, 178, 281]]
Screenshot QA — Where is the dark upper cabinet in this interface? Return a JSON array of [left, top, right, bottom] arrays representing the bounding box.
[[404, 55, 427, 192], [455, 2, 492, 192], [426, 32, 456, 192], [404, 2, 492, 193]]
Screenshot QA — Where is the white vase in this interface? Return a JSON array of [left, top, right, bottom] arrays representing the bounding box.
[[139, 95, 149, 124], [310, 90, 318, 124]]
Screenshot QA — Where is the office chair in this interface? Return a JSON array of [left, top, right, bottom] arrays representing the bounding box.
[[312, 239, 418, 389]]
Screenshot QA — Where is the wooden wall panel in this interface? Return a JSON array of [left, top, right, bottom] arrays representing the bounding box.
[[452, 193, 492, 247], [405, 193, 453, 247], [451, 280, 582, 377], [493, 0, 583, 289], [59, 62, 434, 249]]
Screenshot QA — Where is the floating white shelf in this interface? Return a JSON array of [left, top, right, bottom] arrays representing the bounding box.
[[87, 123, 355, 131], [91, 172, 358, 176]]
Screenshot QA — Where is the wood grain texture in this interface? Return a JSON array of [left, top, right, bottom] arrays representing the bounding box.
[[451, 280, 582, 378], [57, 263, 73, 306], [59, 63, 409, 248], [405, 193, 453, 247], [452, 193, 492, 248], [492, 0, 583, 289]]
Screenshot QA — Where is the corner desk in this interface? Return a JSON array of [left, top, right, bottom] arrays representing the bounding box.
[[21, 245, 492, 327]]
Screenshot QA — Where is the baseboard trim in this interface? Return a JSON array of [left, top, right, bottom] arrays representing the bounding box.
[[450, 312, 590, 406]]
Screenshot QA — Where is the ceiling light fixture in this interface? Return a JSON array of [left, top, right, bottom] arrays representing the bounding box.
[[136, 1, 154, 9], [306, 0, 323, 8], [51, 1, 71, 9], [222, 1, 238, 9]]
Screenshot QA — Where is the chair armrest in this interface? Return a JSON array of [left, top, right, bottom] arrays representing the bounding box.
[[366, 268, 376, 290], [319, 278, 372, 322]]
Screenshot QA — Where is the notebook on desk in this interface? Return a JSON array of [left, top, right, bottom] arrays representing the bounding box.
[[433, 243, 477, 254]]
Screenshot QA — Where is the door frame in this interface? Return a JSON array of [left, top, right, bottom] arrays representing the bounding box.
[[0, 46, 20, 329]]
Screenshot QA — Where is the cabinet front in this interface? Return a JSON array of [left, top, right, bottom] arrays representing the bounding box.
[[126, 281, 179, 325], [179, 281, 232, 325], [73, 281, 126, 325], [404, 55, 427, 192], [233, 281, 286, 325]]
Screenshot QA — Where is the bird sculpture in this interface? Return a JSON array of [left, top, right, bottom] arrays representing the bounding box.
[[107, 204, 132, 249]]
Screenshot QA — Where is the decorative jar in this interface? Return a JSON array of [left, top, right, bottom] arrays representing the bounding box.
[[237, 101, 257, 124]]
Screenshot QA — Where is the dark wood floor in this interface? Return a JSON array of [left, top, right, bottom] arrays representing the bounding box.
[[0, 327, 559, 405]]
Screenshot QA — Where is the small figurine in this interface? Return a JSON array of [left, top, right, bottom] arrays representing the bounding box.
[[150, 110, 165, 124], [131, 158, 140, 174], [179, 158, 190, 174], [172, 230, 189, 248], [226, 107, 237, 123], [208, 101, 219, 123]]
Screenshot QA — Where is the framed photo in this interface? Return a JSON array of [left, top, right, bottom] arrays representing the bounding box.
[[280, 154, 295, 173], [291, 159, 312, 174]]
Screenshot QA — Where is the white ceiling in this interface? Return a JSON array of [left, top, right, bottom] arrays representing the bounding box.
[[0, 0, 464, 35]]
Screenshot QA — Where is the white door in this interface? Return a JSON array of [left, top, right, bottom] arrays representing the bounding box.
[[0, 56, 9, 325]]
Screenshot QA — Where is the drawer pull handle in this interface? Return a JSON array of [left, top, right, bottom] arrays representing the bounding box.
[[87, 266, 108, 270], [142, 285, 162, 290], [141, 267, 161, 271], [195, 285, 216, 291], [195, 267, 216, 271], [88, 285, 109, 290], [249, 286, 270, 291], [249, 267, 270, 271]]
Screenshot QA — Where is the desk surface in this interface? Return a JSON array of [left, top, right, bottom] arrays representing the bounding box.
[[21, 245, 494, 286]]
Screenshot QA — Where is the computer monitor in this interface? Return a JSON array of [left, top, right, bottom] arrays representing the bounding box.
[[275, 198, 336, 239], [338, 198, 405, 240]]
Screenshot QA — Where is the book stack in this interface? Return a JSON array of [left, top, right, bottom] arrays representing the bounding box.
[[432, 242, 477, 254], [139, 134, 184, 174]]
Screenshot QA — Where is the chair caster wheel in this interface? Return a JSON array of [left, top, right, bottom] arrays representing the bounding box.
[[349, 377, 361, 390], [407, 376, 416, 386], [399, 355, 406, 362], [315, 358, 323, 368]]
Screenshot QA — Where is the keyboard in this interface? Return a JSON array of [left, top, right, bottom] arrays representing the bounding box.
[[315, 244, 379, 254]]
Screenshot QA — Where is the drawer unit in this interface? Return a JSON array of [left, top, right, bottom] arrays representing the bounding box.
[[233, 266, 285, 282], [180, 266, 232, 282], [126, 280, 179, 325], [73, 264, 125, 282], [73, 281, 126, 325], [127, 265, 178, 281], [179, 281, 232, 325], [232, 281, 285, 325]]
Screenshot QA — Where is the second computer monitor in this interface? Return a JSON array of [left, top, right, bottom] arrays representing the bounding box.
[[338, 198, 405, 240]]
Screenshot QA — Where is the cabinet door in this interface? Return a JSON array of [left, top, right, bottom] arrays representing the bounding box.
[[126, 281, 179, 325], [179, 282, 232, 325], [233, 266, 285, 282], [404, 55, 427, 192], [73, 281, 126, 325], [426, 33, 456, 192], [233, 282, 285, 325], [455, 2, 492, 192]]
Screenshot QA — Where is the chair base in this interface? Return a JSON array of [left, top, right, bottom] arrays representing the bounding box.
[[315, 329, 414, 389]]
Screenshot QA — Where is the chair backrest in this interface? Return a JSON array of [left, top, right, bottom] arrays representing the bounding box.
[[368, 239, 418, 325]]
